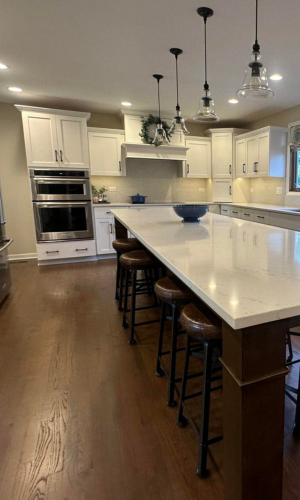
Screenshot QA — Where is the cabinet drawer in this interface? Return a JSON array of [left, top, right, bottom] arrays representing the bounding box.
[[269, 213, 300, 231], [253, 210, 270, 225], [230, 207, 242, 219], [241, 209, 254, 221], [221, 205, 230, 216], [37, 240, 96, 261]]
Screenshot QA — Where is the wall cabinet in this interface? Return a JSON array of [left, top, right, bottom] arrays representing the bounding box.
[[88, 129, 125, 176], [183, 137, 211, 178], [17, 106, 90, 169], [211, 132, 233, 179], [235, 126, 288, 178]]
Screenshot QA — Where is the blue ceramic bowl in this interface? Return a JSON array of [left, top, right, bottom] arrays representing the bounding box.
[[173, 204, 209, 223]]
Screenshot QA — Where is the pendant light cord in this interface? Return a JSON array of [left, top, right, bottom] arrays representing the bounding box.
[[157, 79, 161, 122], [204, 16, 208, 88], [255, 0, 258, 44], [175, 55, 179, 107]]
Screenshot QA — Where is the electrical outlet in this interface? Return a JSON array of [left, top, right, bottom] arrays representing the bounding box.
[[199, 188, 205, 192], [250, 188, 254, 193], [276, 187, 283, 195], [109, 187, 116, 192]]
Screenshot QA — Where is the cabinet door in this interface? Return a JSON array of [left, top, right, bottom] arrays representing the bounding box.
[[56, 116, 89, 168], [235, 139, 246, 178], [185, 139, 211, 178], [212, 179, 232, 202], [257, 132, 269, 177], [95, 219, 116, 255], [89, 132, 123, 176], [246, 136, 258, 177], [22, 112, 59, 168], [212, 133, 232, 178]]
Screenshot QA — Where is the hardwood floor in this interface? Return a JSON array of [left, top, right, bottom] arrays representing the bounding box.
[[0, 259, 299, 499]]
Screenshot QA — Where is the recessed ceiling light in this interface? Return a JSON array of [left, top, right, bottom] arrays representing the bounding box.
[[270, 74, 283, 81], [228, 98, 239, 104], [121, 101, 132, 106], [8, 86, 22, 92], [0, 63, 9, 69]]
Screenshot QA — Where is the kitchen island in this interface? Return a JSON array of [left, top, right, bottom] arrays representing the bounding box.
[[112, 207, 300, 500]]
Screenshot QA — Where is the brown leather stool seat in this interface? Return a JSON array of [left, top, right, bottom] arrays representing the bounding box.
[[180, 302, 222, 341], [112, 238, 142, 254], [155, 276, 194, 304], [177, 302, 223, 477], [120, 250, 160, 271]]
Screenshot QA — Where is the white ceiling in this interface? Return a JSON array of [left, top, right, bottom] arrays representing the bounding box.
[[0, 0, 299, 124]]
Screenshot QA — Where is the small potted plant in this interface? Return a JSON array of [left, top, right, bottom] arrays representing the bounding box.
[[98, 186, 108, 203], [92, 185, 99, 204]]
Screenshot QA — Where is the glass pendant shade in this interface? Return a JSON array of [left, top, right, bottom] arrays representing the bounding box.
[[237, 51, 273, 99], [193, 88, 220, 122], [170, 109, 190, 134], [153, 123, 168, 146]]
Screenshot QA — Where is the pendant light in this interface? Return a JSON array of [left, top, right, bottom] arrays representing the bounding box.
[[237, 0, 273, 99], [193, 7, 219, 123], [169, 48, 189, 134], [153, 74, 168, 146]]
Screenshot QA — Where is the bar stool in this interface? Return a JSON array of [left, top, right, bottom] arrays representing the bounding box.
[[154, 276, 194, 406], [285, 327, 300, 433], [112, 238, 142, 308], [120, 250, 161, 345], [177, 302, 223, 477]]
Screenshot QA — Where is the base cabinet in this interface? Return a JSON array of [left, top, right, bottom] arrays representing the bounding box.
[[212, 179, 232, 202], [95, 219, 116, 254], [37, 240, 96, 261]]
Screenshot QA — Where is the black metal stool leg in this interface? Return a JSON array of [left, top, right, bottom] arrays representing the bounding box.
[[177, 335, 191, 427], [294, 366, 300, 434], [197, 341, 213, 477], [167, 303, 179, 406], [286, 331, 293, 363], [118, 265, 124, 311], [156, 301, 166, 377], [115, 252, 121, 301], [122, 269, 129, 328], [129, 270, 137, 345]]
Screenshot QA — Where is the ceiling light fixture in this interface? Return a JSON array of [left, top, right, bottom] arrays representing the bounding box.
[[8, 86, 22, 92], [228, 98, 239, 104], [0, 63, 8, 69], [237, 0, 273, 99], [193, 7, 219, 123], [121, 101, 132, 106], [152, 74, 168, 147], [169, 48, 189, 135], [270, 74, 283, 81]]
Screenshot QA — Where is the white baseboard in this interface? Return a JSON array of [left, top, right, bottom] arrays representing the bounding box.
[[38, 256, 98, 266], [8, 253, 37, 261]]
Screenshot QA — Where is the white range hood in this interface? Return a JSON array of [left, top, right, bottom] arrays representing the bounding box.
[[121, 142, 189, 161], [121, 111, 189, 162]]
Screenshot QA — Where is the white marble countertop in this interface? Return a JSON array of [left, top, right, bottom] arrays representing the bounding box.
[[222, 202, 300, 215], [112, 207, 300, 330], [93, 201, 214, 207]]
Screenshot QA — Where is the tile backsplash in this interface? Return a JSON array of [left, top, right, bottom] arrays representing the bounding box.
[[91, 159, 209, 203], [249, 178, 286, 205]]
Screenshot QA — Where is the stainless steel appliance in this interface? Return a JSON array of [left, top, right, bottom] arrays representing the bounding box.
[[31, 169, 94, 242], [30, 169, 91, 201], [0, 177, 12, 305]]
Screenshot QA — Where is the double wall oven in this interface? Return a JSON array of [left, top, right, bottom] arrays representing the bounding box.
[[30, 169, 93, 242]]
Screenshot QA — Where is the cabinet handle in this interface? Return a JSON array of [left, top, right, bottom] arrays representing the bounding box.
[[119, 161, 121, 172], [46, 250, 59, 254], [232, 211, 238, 214], [76, 248, 88, 252], [106, 211, 111, 214], [187, 164, 190, 174], [244, 213, 250, 216], [229, 186, 232, 195], [257, 216, 265, 219], [223, 209, 228, 212], [55, 150, 58, 162], [229, 165, 232, 174], [253, 162, 258, 173], [110, 223, 113, 234], [60, 150, 63, 162], [243, 163, 246, 173]]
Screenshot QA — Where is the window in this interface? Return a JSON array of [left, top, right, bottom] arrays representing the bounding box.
[[290, 149, 300, 191]]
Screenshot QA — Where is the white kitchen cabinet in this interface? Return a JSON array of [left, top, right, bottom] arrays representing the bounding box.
[[211, 132, 233, 178], [212, 179, 232, 202], [88, 129, 125, 176], [184, 137, 211, 178], [240, 208, 255, 221], [236, 127, 288, 178], [95, 219, 116, 255], [269, 212, 300, 231], [37, 240, 96, 261], [235, 139, 246, 178], [16, 106, 90, 169], [221, 205, 230, 216], [230, 206, 242, 219]]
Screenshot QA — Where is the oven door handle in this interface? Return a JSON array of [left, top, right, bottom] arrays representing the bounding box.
[[34, 202, 89, 207], [33, 179, 88, 183], [0, 239, 13, 253]]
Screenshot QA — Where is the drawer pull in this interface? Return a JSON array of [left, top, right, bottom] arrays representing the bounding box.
[[257, 216, 265, 219], [243, 163, 246, 173], [244, 213, 251, 216], [76, 248, 88, 252], [46, 250, 59, 254], [222, 209, 228, 212], [232, 211, 238, 214], [106, 211, 111, 214]]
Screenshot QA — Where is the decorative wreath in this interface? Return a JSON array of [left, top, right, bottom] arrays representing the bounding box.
[[139, 114, 172, 146]]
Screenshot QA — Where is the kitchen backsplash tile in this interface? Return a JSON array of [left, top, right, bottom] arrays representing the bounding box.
[[249, 178, 285, 205], [92, 159, 209, 203]]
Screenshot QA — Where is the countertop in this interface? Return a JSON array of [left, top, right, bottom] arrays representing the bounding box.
[[111, 207, 300, 330], [221, 202, 300, 215]]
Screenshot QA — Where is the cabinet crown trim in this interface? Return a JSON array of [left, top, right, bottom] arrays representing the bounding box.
[[15, 104, 91, 119], [88, 127, 124, 135], [235, 126, 288, 140]]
